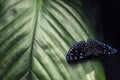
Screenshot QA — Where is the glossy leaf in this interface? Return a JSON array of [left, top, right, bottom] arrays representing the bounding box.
[[0, 0, 105, 80]]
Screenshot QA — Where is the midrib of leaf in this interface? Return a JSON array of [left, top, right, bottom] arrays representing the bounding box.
[[29, 0, 43, 79]]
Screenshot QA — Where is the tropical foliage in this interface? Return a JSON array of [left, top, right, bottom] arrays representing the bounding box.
[[0, 0, 105, 80]]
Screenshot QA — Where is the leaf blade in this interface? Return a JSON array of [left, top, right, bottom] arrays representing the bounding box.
[[0, 0, 105, 80]]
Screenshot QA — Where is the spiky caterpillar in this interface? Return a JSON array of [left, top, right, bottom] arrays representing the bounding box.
[[66, 39, 118, 63]]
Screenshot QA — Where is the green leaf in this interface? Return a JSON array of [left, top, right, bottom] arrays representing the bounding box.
[[0, 0, 105, 80]]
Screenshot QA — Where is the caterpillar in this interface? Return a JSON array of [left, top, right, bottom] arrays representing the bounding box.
[[66, 39, 118, 63]]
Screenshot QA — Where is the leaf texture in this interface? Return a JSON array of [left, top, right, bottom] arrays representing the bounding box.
[[0, 0, 105, 80]]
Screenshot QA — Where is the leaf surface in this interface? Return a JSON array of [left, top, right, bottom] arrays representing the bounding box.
[[0, 0, 105, 80]]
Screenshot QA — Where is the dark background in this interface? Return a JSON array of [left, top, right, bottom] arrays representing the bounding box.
[[102, 0, 120, 80], [76, 0, 120, 79]]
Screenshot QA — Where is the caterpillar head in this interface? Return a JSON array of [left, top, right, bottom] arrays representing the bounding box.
[[66, 41, 91, 63]]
